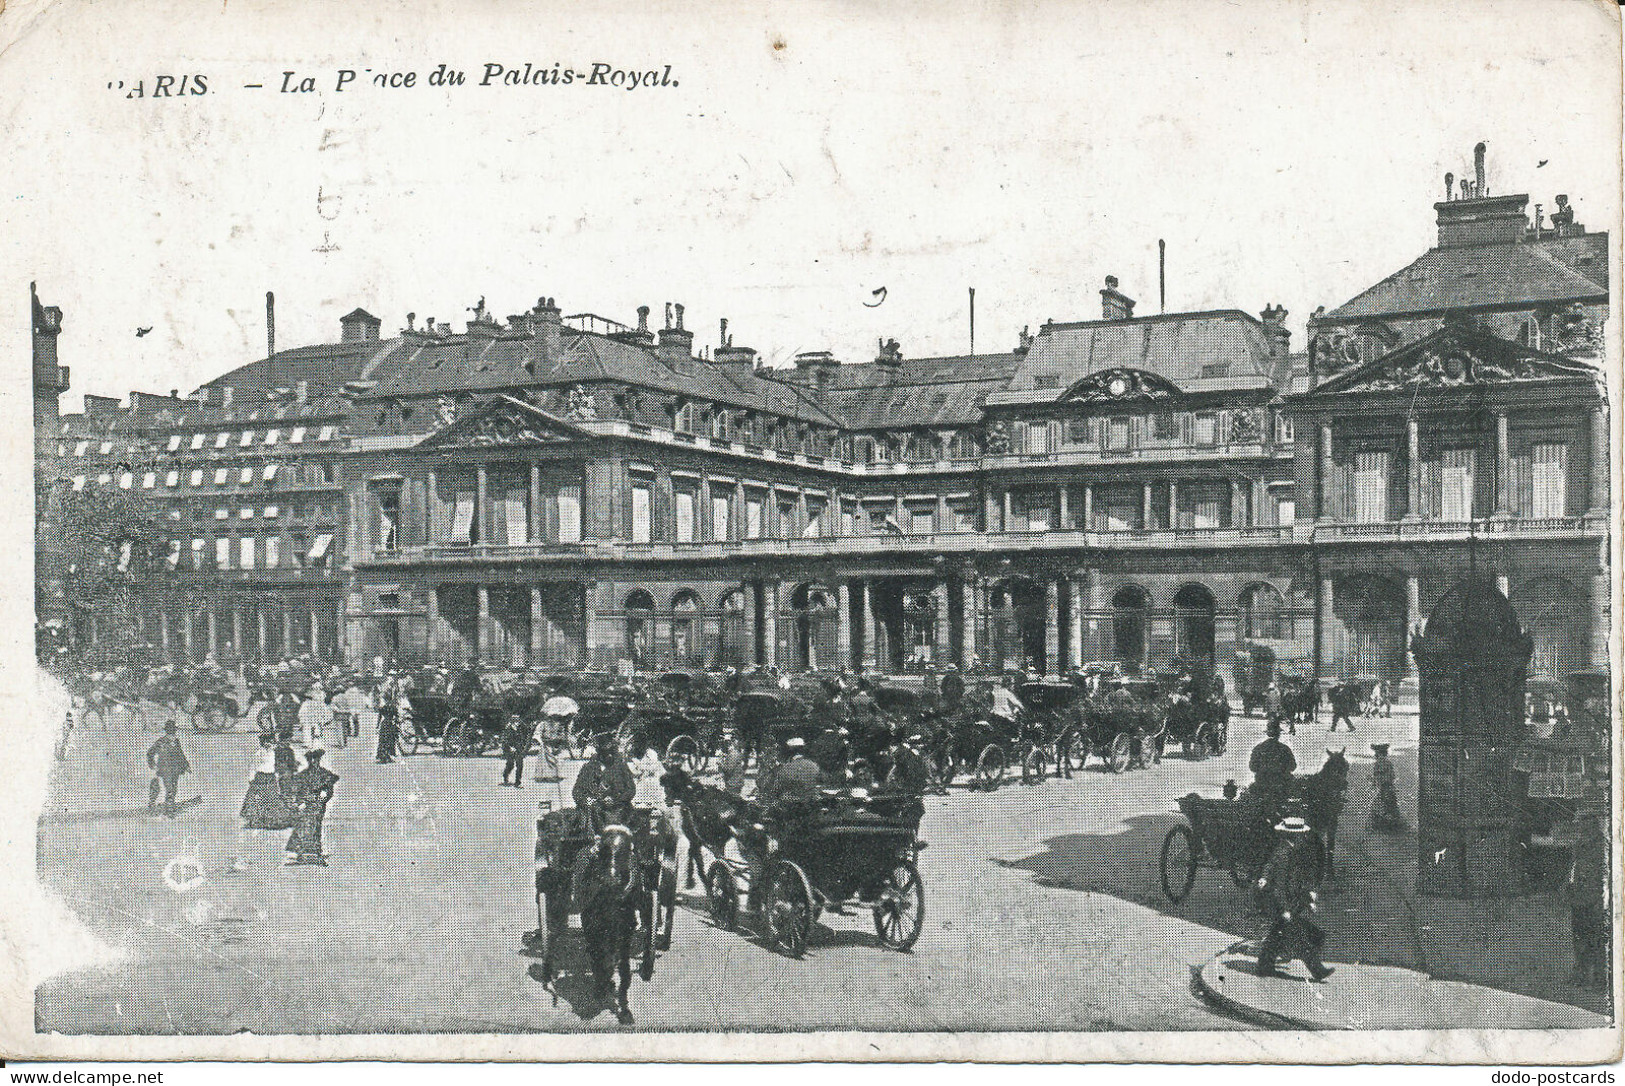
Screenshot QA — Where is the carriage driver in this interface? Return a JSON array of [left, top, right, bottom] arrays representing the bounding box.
[[574, 731, 637, 834], [740, 736, 824, 915], [1247, 718, 1297, 817]]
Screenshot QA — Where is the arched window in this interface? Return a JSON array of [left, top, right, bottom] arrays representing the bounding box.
[[624, 589, 656, 671], [718, 589, 751, 668], [1173, 583, 1217, 667], [670, 590, 702, 667], [1240, 582, 1286, 641], [1111, 585, 1150, 670]]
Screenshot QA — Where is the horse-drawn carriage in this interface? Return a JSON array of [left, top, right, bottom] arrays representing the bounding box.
[[732, 685, 817, 765], [531, 802, 678, 1022], [1014, 680, 1085, 783], [1233, 644, 1277, 717], [1066, 675, 1164, 773], [1158, 750, 1350, 902], [147, 667, 242, 731], [1159, 668, 1230, 760], [620, 672, 730, 772], [919, 683, 1023, 791], [701, 790, 925, 958], [1275, 671, 1319, 728]]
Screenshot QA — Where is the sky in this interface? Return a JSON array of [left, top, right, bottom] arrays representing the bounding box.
[[2, 0, 1620, 409]]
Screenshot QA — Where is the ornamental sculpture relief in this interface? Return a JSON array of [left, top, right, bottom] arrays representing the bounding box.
[[1062, 367, 1176, 402], [1361, 347, 1542, 390], [1551, 303, 1603, 360]]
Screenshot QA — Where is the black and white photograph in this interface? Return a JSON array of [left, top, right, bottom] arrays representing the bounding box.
[[1, 0, 1619, 1064]]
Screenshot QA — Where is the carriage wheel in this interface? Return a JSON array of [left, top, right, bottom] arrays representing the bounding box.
[[665, 735, 703, 774], [1207, 720, 1228, 757], [765, 861, 814, 959], [1060, 729, 1089, 774], [705, 861, 739, 932], [1020, 745, 1048, 786], [1107, 732, 1133, 774], [974, 745, 1006, 791], [873, 860, 925, 952], [1187, 725, 1210, 761], [926, 747, 956, 793], [1160, 825, 1198, 902]]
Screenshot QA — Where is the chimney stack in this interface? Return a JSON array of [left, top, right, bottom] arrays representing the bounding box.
[[534, 295, 562, 361], [296, 380, 309, 404], [1473, 142, 1487, 197], [1259, 305, 1290, 358], [1434, 143, 1528, 247], [1100, 275, 1136, 321], [222, 386, 234, 410], [796, 350, 841, 388], [266, 291, 275, 358], [657, 301, 693, 364]]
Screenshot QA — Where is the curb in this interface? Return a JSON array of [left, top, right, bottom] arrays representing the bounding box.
[[1190, 942, 1337, 1031]]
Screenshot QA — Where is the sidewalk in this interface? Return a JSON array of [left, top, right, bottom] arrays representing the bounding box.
[[1195, 940, 1611, 1030]]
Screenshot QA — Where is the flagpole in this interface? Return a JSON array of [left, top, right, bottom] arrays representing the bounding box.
[[969, 287, 976, 359]]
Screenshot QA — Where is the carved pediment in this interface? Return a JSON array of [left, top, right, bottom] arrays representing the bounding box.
[[1059, 367, 1180, 403], [415, 395, 587, 450], [1312, 327, 1595, 396]]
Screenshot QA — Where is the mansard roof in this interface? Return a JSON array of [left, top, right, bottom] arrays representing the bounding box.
[[1001, 309, 1285, 401], [1323, 232, 1608, 322], [1294, 324, 1599, 400], [814, 353, 1022, 429]]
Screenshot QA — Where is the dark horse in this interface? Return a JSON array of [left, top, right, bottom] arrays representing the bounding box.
[[660, 766, 744, 890], [1291, 748, 1351, 877], [572, 824, 644, 1025]]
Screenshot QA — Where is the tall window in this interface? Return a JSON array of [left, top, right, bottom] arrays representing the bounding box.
[[804, 498, 826, 538], [1192, 413, 1218, 446], [557, 482, 582, 543], [745, 494, 764, 539], [711, 487, 731, 541], [630, 477, 653, 543], [1025, 422, 1050, 455], [1352, 450, 1389, 523], [1106, 417, 1131, 451], [1440, 448, 1475, 521], [240, 537, 256, 569], [216, 537, 231, 569], [1190, 487, 1223, 529], [1240, 583, 1286, 640], [373, 485, 401, 551], [674, 488, 695, 542], [1531, 443, 1568, 518]]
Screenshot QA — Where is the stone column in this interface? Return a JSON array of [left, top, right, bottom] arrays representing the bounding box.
[[760, 581, 778, 668], [477, 585, 491, 662], [528, 462, 542, 544], [860, 581, 878, 671], [1405, 417, 1421, 519], [425, 585, 440, 661], [1405, 575, 1421, 677], [283, 608, 294, 655], [1002, 490, 1013, 532], [1589, 406, 1609, 514], [1085, 567, 1101, 662], [256, 610, 267, 659], [530, 586, 545, 664], [1591, 571, 1610, 668], [1167, 481, 1178, 530], [1142, 483, 1153, 529], [231, 607, 243, 657], [475, 465, 487, 543], [183, 611, 194, 659], [159, 610, 170, 656], [931, 580, 951, 662], [1083, 484, 1094, 530], [425, 469, 439, 543], [1231, 478, 1247, 527], [1319, 422, 1335, 521], [1317, 576, 1334, 679], [1045, 578, 1060, 675], [206, 609, 218, 657], [959, 571, 977, 669], [836, 582, 853, 670], [581, 582, 600, 671], [1057, 485, 1069, 530], [312, 608, 324, 660], [1494, 411, 1511, 517], [973, 578, 988, 669], [1066, 573, 1083, 670]]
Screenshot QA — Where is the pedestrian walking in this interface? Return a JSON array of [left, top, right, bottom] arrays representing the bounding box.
[[499, 712, 532, 787], [1367, 743, 1407, 834], [146, 720, 191, 817], [718, 733, 747, 798], [375, 674, 401, 764], [286, 748, 339, 865], [1254, 815, 1333, 982], [1328, 683, 1358, 732], [241, 734, 293, 829]]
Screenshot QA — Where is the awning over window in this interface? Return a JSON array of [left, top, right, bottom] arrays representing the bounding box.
[[309, 534, 333, 560]]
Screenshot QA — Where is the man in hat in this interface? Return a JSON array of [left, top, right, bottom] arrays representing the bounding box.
[[940, 664, 966, 711], [757, 736, 822, 816], [806, 723, 850, 785], [1254, 815, 1333, 982], [877, 733, 930, 833], [146, 720, 191, 817], [287, 747, 338, 865], [499, 712, 534, 788], [1248, 718, 1297, 815], [1368, 743, 1406, 833], [573, 731, 636, 833]]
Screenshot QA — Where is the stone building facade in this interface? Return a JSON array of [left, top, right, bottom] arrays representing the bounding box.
[[38, 149, 1610, 687]]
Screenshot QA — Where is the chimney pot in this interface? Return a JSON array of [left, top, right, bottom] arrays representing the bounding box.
[[1100, 276, 1136, 321], [674, 303, 685, 331], [1473, 141, 1487, 196], [1445, 172, 1454, 201], [637, 306, 650, 332]]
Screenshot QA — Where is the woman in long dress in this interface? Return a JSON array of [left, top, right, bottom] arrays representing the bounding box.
[[241, 735, 293, 829]]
